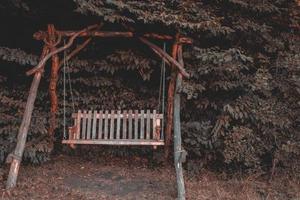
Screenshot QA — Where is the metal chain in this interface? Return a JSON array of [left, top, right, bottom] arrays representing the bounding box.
[[159, 42, 166, 139], [63, 41, 66, 139], [63, 40, 76, 140], [158, 60, 163, 111], [66, 54, 75, 112], [158, 42, 166, 112], [161, 42, 166, 139]]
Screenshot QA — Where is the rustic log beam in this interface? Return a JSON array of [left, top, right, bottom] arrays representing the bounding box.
[[57, 24, 104, 69], [58, 37, 92, 69], [164, 40, 178, 161], [139, 37, 189, 78], [173, 44, 186, 200], [27, 25, 99, 76], [48, 24, 60, 138], [6, 46, 49, 189], [143, 33, 172, 40], [34, 30, 193, 44], [58, 31, 133, 38], [178, 37, 193, 44]]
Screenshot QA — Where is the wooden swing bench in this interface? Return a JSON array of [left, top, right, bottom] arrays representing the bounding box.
[[62, 109, 164, 146]]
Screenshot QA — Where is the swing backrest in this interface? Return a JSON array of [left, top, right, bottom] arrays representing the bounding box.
[[63, 109, 164, 146]]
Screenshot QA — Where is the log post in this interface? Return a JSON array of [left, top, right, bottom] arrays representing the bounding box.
[[6, 46, 49, 189], [164, 37, 179, 161], [173, 44, 186, 199], [48, 24, 60, 138]]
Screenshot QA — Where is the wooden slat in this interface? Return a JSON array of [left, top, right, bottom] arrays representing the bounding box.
[[128, 110, 133, 139], [140, 110, 144, 139], [68, 109, 165, 142], [76, 110, 81, 139], [81, 110, 87, 139], [116, 110, 121, 139], [92, 110, 97, 139], [98, 110, 103, 139], [62, 139, 165, 146], [110, 110, 115, 139], [104, 110, 109, 139], [122, 110, 127, 139], [86, 110, 92, 139], [152, 110, 156, 140], [134, 110, 138, 139], [146, 110, 151, 139]]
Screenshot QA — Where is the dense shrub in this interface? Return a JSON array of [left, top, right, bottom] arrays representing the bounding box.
[[0, 0, 299, 171]]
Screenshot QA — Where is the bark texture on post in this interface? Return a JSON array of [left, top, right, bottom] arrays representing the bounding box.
[[173, 44, 186, 200], [6, 46, 49, 189], [164, 39, 178, 161], [48, 24, 60, 138]]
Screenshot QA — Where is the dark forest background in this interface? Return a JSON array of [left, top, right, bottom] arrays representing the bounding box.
[[0, 0, 299, 175]]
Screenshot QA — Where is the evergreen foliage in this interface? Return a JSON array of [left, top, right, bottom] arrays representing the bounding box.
[[0, 0, 299, 172]]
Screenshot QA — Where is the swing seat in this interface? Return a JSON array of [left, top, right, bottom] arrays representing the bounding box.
[[62, 109, 165, 146]]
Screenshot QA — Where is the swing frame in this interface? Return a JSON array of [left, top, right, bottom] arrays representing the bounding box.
[[6, 23, 191, 200]]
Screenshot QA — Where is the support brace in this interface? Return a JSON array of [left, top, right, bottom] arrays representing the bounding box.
[[6, 46, 49, 189]]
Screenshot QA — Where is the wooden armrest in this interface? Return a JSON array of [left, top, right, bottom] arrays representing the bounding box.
[[68, 126, 77, 139], [155, 126, 161, 141]]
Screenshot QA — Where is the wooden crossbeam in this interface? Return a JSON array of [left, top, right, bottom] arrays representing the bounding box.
[[28, 25, 191, 79], [34, 30, 193, 44], [27, 25, 100, 76]]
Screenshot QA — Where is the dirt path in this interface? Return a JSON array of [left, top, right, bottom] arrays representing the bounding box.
[[1, 155, 178, 200], [1, 155, 299, 200]]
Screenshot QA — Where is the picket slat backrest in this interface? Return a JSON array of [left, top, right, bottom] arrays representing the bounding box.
[[70, 110, 163, 142], [92, 110, 97, 139], [128, 110, 133, 139], [86, 110, 92, 139], [122, 110, 127, 139], [82, 110, 87, 139], [98, 110, 103, 139], [116, 110, 121, 139], [152, 110, 157, 139], [146, 110, 151, 140], [104, 110, 109, 139], [140, 110, 145, 139], [76, 110, 81, 139], [134, 110, 138, 139], [110, 110, 115, 139]]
